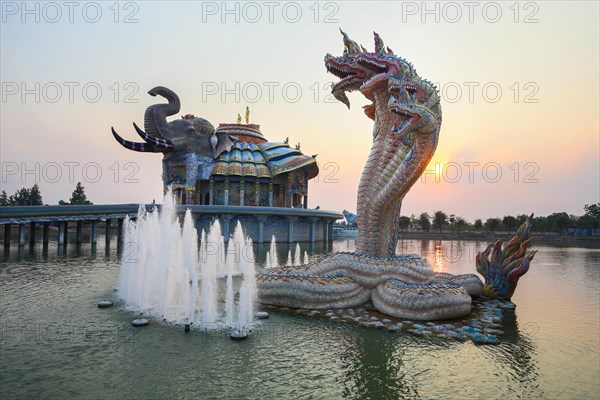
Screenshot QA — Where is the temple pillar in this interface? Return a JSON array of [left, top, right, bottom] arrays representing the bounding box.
[[257, 215, 267, 244], [329, 221, 334, 242], [42, 222, 49, 246], [91, 221, 98, 245], [4, 224, 10, 246], [221, 214, 233, 241], [255, 180, 260, 206], [105, 219, 112, 245], [117, 218, 124, 243], [29, 221, 36, 244], [309, 217, 320, 243], [18, 224, 25, 246], [240, 178, 245, 206], [76, 220, 83, 244], [323, 220, 329, 243], [286, 216, 297, 243], [268, 182, 273, 207], [224, 178, 230, 206], [209, 178, 214, 205]]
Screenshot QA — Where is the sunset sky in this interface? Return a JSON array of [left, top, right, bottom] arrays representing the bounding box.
[[1, 1, 598, 221]]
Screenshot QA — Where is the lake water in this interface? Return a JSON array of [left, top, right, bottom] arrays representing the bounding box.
[[1, 238, 599, 399]]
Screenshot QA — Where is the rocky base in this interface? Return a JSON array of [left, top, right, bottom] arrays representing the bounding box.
[[261, 298, 516, 345]]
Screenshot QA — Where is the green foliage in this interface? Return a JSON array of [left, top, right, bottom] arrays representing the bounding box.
[[0, 184, 43, 206], [484, 218, 501, 233], [398, 216, 411, 232], [29, 184, 43, 206], [419, 212, 431, 232], [582, 203, 600, 228], [455, 217, 467, 233], [405, 205, 596, 235], [68, 182, 93, 205], [432, 211, 447, 233], [502, 215, 518, 232], [448, 214, 456, 232]]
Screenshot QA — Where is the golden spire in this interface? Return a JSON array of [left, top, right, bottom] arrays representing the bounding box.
[[237, 113, 242, 124], [245, 106, 250, 124]]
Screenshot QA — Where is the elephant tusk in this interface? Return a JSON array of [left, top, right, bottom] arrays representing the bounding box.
[[111, 127, 163, 153], [133, 122, 174, 150]]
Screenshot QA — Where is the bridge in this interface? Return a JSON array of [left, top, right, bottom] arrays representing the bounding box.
[[0, 204, 343, 246]]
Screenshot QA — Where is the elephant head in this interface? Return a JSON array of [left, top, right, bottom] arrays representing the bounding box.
[[111, 86, 236, 159]]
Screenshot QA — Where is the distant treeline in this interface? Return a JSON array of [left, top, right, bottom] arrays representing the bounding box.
[[0, 182, 92, 206], [399, 205, 600, 234]]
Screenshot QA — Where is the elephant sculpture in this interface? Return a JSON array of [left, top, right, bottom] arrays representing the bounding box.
[[111, 86, 235, 160]]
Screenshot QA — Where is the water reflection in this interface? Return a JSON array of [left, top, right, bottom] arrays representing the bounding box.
[[0, 239, 598, 399], [434, 242, 443, 272]]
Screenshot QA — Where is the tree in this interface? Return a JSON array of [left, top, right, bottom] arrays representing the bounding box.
[[583, 203, 600, 228], [410, 214, 420, 230], [474, 219, 483, 231], [432, 211, 447, 233], [419, 212, 431, 232], [455, 217, 467, 233], [398, 216, 411, 232], [12, 187, 30, 205], [502, 215, 517, 232], [0, 190, 8, 206], [516, 214, 529, 225], [69, 182, 93, 205], [549, 212, 571, 232], [533, 216, 547, 232], [449, 214, 456, 232], [484, 218, 501, 234], [5, 185, 43, 206], [28, 184, 43, 205]]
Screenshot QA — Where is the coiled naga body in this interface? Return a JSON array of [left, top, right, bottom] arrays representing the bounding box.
[[257, 31, 483, 320]]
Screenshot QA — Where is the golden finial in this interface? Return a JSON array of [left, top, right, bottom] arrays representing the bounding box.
[[237, 113, 242, 124], [245, 106, 250, 124]]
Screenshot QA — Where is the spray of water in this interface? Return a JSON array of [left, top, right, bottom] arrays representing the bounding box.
[[294, 243, 301, 266], [269, 235, 279, 268], [117, 190, 257, 331]]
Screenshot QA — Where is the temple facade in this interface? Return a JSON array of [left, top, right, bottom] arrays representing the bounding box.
[[163, 123, 318, 208]]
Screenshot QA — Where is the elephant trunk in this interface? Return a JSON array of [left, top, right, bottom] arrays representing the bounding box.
[[144, 86, 181, 138]]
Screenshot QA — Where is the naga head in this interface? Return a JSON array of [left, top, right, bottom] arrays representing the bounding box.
[[111, 86, 235, 159], [387, 74, 441, 140], [325, 30, 415, 109]]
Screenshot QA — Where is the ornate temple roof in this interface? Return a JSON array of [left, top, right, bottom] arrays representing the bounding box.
[[216, 123, 267, 144], [258, 143, 318, 179], [213, 142, 271, 178], [211, 124, 318, 179]]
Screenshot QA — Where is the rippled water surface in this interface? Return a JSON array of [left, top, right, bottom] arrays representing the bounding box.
[[1, 239, 599, 399]]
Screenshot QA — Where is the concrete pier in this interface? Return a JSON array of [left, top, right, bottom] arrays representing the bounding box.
[[0, 204, 341, 246]]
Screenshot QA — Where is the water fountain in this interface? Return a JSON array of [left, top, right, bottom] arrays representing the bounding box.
[[268, 236, 279, 268], [117, 191, 257, 331]]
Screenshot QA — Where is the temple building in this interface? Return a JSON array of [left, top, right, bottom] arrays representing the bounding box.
[[163, 122, 319, 208], [110, 91, 340, 243]]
